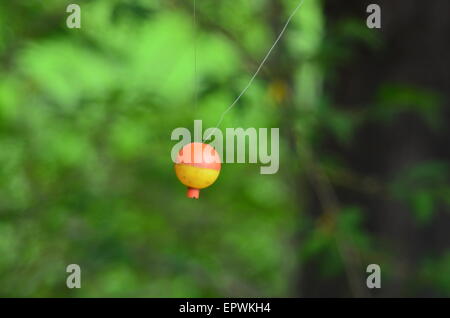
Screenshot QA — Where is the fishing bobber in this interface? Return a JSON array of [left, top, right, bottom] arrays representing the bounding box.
[[174, 142, 221, 199]]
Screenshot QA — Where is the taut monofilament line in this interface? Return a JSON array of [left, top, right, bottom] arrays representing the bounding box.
[[202, 0, 306, 141]]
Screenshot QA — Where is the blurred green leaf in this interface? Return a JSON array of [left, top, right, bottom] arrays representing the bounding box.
[[374, 83, 443, 128]]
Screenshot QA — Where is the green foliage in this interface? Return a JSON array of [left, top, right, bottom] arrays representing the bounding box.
[[391, 161, 450, 224], [421, 253, 450, 296], [0, 0, 300, 297], [0, 0, 448, 297], [374, 83, 443, 128]]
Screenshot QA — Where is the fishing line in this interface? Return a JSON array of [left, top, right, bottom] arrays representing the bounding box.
[[203, 0, 306, 141], [193, 0, 198, 113]]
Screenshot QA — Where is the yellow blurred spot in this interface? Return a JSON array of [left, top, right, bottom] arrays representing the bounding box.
[[268, 80, 289, 104], [174, 164, 220, 189]]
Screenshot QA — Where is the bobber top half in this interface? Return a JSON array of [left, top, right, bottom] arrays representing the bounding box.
[[174, 142, 221, 199]]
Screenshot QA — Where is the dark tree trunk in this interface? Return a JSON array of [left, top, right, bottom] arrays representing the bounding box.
[[317, 0, 450, 297]]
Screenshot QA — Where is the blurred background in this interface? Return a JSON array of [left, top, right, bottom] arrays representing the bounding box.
[[0, 0, 449, 297]]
